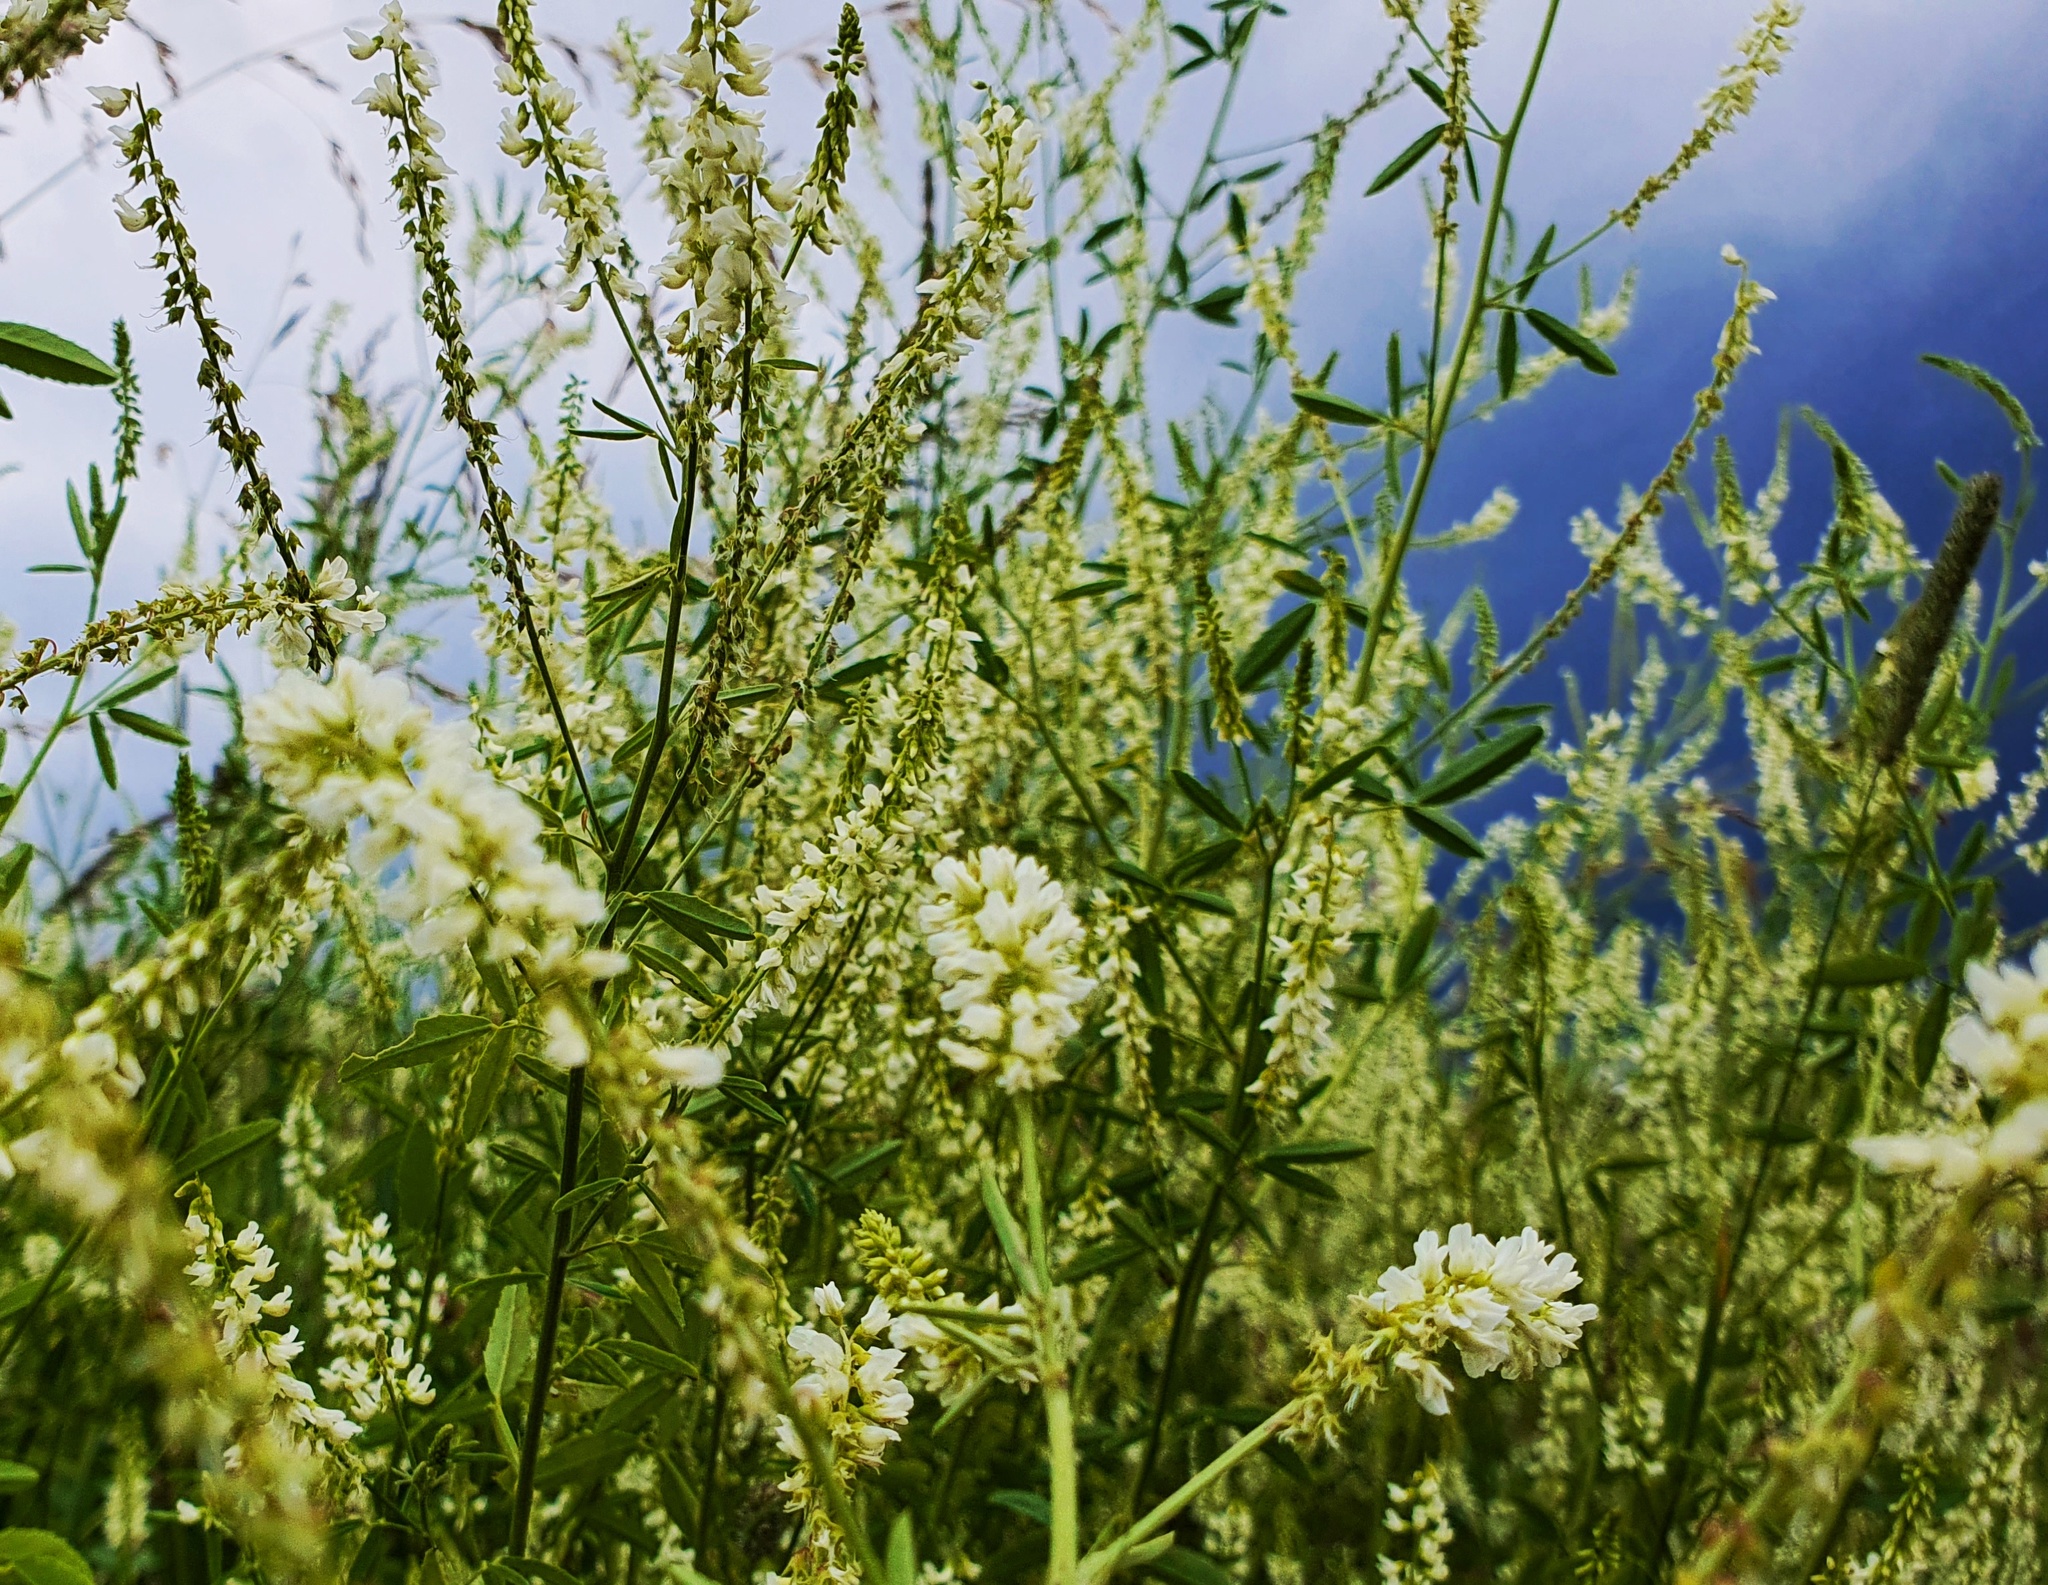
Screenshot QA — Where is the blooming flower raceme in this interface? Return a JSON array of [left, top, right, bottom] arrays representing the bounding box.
[[767, 1284, 916, 1585], [920, 846, 1095, 1091], [245, 661, 622, 1064], [1854, 944, 2048, 1187], [319, 1214, 435, 1428], [1285, 1224, 1597, 1442], [182, 1189, 360, 1456], [1254, 810, 1370, 1105]]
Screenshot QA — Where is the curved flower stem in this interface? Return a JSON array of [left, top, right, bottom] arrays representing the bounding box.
[[1081, 1405, 1294, 1585]]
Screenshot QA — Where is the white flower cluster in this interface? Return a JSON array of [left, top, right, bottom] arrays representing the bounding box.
[[878, 101, 1039, 390], [318, 1214, 435, 1427], [1288, 1224, 1596, 1441], [1854, 946, 2048, 1187], [1376, 1463, 1454, 1585], [920, 846, 1095, 1091], [1254, 811, 1369, 1105], [2, 0, 128, 92], [183, 1192, 359, 1452], [768, 1283, 915, 1585], [652, 0, 800, 384], [245, 661, 621, 1066], [493, 0, 623, 298], [271, 556, 389, 668]]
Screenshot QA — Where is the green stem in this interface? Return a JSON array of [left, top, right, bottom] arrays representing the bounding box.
[[1082, 1406, 1292, 1585], [1017, 1097, 1080, 1585], [1352, 0, 1564, 699], [507, 1063, 587, 1556]]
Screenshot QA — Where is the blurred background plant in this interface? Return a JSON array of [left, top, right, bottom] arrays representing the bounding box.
[[0, 3, 2045, 1585]]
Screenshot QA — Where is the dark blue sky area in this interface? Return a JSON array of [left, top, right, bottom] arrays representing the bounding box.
[[1411, 124, 2048, 925]]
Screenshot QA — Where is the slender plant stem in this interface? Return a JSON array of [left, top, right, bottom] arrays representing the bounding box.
[[1352, 0, 1564, 699], [1018, 1098, 1080, 1585], [1084, 1405, 1292, 1585], [508, 1063, 587, 1555]]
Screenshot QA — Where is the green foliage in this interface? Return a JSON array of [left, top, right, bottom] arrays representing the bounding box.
[[1, 5, 2046, 1585]]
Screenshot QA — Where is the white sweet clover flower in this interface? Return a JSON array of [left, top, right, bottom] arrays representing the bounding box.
[[1377, 1463, 1454, 1585], [653, 0, 800, 397], [1253, 811, 1369, 1105], [319, 1214, 436, 1428], [245, 661, 622, 1064], [884, 100, 1039, 385], [182, 1188, 360, 1455], [494, 0, 624, 300], [767, 1286, 916, 1585], [1854, 945, 2048, 1188], [265, 557, 388, 669], [1285, 1224, 1597, 1441], [920, 846, 1095, 1091]]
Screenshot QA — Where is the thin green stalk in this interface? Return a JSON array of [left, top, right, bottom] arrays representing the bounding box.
[[507, 1062, 588, 1556], [1353, 0, 1564, 699], [1018, 1098, 1080, 1585], [608, 431, 702, 885], [1083, 1405, 1292, 1585]]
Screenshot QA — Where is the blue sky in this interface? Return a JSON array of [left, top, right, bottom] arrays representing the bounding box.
[[3, 0, 2046, 897]]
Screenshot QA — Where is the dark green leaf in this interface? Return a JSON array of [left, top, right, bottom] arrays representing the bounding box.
[[630, 941, 718, 1002], [1165, 836, 1242, 886], [1257, 1138, 1373, 1165], [485, 1284, 533, 1400], [552, 1176, 628, 1217], [1289, 387, 1389, 428], [1394, 904, 1439, 990], [1495, 306, 1519, 399], [0, 1531, 91, 1585], [172, 1119, 281, 1181], [888, 1512, 918, 1585], [1055, 578, 1127, 603], [1402, 805, 1485, 861], [1364, 123, 1446, 196], [87, 663, 177, 713], [638, 889, 756, 940], [1172, 888, 1237, 918], [1405, 68, 1448, 110], [1350, 769, 1397, 804], [1820, 952, 1920, 988], [1415, 724, 1543, 805], [987, 1490, 1052, 1526], [0, 847, 30, 912], [1057, 1239, 1148, 1282], [1106, 858, 1166, 894], [821, 1138, 904, 1188], [511, 1551, 603, 1585], [1912, 984, 1952, 1087], [1189, 284, 1246, 324], [1251, 1157, 1340, 1200], [1234, 602, 1318, 690], [1149, 1546, 1236, 1585], [981, 1168, 1041, 1298], [0, 324, 117, 386], [1522, 308, 1618, 376], [342, 1014, 496, 1082], [461, 1027, 518, 1144], [104, 707, 188, 745], [1303, 748, 1372, 802], [1172, 770, 1243, 832], [88, 713, 116, 790]]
